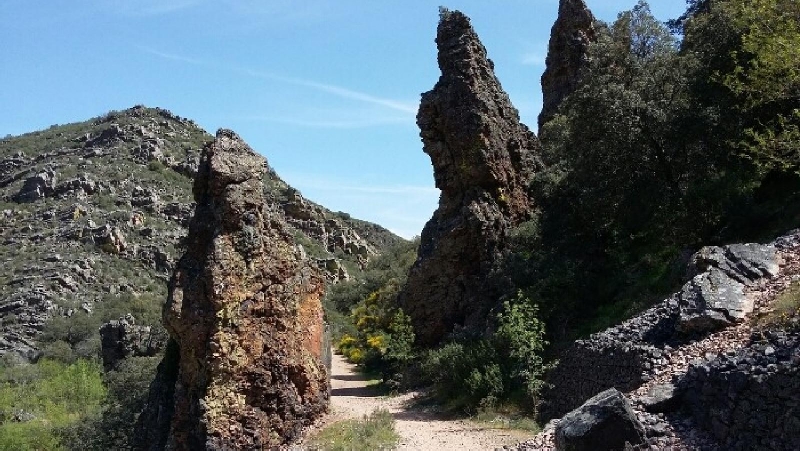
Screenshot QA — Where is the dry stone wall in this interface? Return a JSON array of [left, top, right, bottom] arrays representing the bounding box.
[[680, 329, 800, 450], [541, 237, 782, 420]]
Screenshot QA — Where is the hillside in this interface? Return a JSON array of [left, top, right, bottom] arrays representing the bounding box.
[[0, 105, 403, 363]]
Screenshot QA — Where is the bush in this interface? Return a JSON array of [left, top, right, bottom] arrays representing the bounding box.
[[0, 359, 106, 451], [419, 293, 548, 412], [60, 356, 161, 450]]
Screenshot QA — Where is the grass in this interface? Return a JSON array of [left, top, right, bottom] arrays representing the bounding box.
[[308, 409, 399, 451], [471, 406, 541, 433], [756, 281, 800, 327]]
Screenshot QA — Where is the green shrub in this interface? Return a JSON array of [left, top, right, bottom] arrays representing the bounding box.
[[419, 293, 548, 412], [0, 359, 106, 451], [60, 356, 161, 450], [40, 341, 75, 365]]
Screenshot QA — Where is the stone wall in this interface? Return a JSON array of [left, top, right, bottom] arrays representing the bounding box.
[[540, 238, 782, 421], [680, 329, 800, 450], [540, 298, 679, 420]]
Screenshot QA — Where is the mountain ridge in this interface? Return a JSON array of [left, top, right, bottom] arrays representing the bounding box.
[[0, 105, 403, 362]]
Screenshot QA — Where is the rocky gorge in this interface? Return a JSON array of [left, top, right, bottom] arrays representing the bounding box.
[[0, 0, 798, 449]]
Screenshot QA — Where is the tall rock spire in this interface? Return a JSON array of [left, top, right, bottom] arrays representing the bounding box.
[[538, 0, 597, 130], [135, 130, 328, 450], [398, 9, 541, 346]]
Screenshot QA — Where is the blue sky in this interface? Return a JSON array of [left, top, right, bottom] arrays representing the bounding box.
[[0, 1, 686, 238]]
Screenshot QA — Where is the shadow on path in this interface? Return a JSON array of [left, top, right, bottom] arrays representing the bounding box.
[[330, 386, 382, 397]]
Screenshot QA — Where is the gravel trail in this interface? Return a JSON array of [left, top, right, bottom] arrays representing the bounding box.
[[323, 353, 533, 450]]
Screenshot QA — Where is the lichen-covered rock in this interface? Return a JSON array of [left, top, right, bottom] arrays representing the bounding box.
[[539, 0, 597, 130], [398, 9, 541, 346], [134, 129, 328, 451]]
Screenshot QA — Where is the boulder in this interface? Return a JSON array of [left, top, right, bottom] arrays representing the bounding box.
[[554, 388, 647, 451], [678, 242, 778, 335], [13, 169, 57, 202], [398, 9, 541, 346], [638, 383, 680, 413], [99, 314, 165, 370]]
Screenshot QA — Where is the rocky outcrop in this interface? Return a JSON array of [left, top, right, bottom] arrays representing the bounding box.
[[514, 231, 800, 450], [99, 314, 166, 370], [398, 9, 541, 346], [678, 243, 779, 334], [134, 130, 328, 450], [541, 237, 782, 420], [538, 0, 597, 130], [554, 388, 647, 451], [13, 169, 57, 202]]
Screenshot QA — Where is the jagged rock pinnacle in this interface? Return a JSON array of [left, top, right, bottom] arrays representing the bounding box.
[[398, 10, 541, 346], [135, 129, 328, 450], [538, 0, 597, 130]]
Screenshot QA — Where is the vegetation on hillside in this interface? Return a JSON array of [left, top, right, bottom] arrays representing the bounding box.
[[513, 0, 800, 342]]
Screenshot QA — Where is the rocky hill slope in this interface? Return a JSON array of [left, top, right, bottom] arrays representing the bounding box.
[[513, 231, 800, 450], [0, 106, 403, 362]]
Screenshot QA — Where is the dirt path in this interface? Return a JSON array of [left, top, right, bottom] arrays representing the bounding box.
[[324, 353, 533, 450]]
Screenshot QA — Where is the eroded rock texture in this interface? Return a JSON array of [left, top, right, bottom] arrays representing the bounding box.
[[538, 0, 597, 130], [135, 130, 328, 450], [398, 10, 541, 346]]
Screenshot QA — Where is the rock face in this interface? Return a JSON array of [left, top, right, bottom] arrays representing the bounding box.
[[134, 130, 328, 450], [538, 0, 597, 130], [99, 314, 166, 370], [398, 9, 541, 346], [554, 388, 647, 451]]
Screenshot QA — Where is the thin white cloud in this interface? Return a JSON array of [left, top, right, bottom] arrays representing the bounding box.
[[106, 0, 201, 16], [138, 46, 417, 115], [240, 114, 411, 129], [238, 68, 417, 114], [137, 46, 207, 65]]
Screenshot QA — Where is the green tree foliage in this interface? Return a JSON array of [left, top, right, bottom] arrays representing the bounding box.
[[523, 0, 800, 342], [0, 359, 106, 451], [59, 356, 161, 450], [710, 0, 800, 171], [418, 293, 548, 412]]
